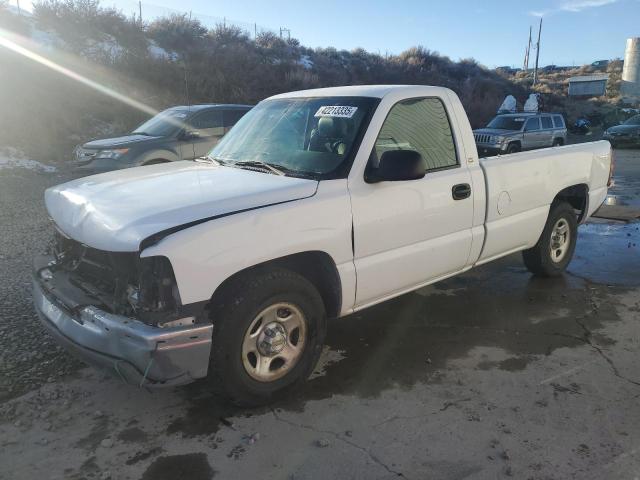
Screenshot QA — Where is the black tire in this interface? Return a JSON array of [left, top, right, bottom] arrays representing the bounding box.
[[507, 143, 521, 154], [522, 202, 577, 277], [552, 138, 564, 147], [207, 268, 326, 406]]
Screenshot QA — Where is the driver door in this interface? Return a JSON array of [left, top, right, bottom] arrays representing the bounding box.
[[349, 97, 474, 307], [523, 117, 542, 149]]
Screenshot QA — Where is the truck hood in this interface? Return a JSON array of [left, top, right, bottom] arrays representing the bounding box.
[[83, 134, 162, 149], [45, 161, 318, 252]]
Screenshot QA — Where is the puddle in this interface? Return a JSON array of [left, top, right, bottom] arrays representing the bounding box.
[[117, 426, 148, 443], [140, 453, 214, 480], [607, 175, 640, 207], [571, 223, 640, 286]]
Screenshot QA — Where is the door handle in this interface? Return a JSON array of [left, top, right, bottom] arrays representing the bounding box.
[[452, 183, 471, 200]]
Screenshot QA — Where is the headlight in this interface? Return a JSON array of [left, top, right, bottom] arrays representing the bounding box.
[[494, 136, 505, 145], [95, 148, 129, 159]]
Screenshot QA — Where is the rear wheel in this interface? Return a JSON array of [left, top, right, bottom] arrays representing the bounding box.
[[506, 143, 521, 154], [208, 268, 326, 406], [522, 202, 577, 276], [552, 138, 564, 147]]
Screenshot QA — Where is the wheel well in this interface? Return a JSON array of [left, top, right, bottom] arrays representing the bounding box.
[[553, 138, 564, 145], [553, 184, 588, 222], [508, 141, 521, 149], [210, 251, 342, 319], [143, 159, 170, 165]]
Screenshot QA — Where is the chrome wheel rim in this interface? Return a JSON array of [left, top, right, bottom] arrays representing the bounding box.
[[241, 303, 307, 382], [550, 218, 570, 263]]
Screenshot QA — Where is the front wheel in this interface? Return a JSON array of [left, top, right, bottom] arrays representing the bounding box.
[[522, 202, 577, 276], [207, 268, 326, 406], [506, 143, 521, 154]]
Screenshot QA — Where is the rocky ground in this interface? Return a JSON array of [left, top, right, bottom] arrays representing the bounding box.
[[0, 149, 639, 480]]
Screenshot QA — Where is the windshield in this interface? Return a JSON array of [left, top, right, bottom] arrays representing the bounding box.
[[132, 109, 190, 137], [209, 96, 378, 178], [486, 116, 526, 131], [623, 115, 640, 126]]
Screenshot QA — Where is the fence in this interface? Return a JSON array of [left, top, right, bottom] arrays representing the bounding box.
[[114, 0, 282, 39]]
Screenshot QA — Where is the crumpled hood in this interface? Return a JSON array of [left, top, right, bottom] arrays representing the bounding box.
[[83, 134, 161, 149], [45, 161, 318, 252]]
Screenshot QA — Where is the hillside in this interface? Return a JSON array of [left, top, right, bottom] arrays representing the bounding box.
[[502, 60, 634, 128], [0, 0, 527, 163]]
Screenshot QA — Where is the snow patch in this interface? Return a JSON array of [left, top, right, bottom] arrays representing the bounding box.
[[148, 41, 177, 61], [0, 148, 57, 172], [298, 54, 313, 69]]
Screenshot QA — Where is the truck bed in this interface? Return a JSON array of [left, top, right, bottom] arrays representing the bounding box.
[[476, 141, 611, 264]]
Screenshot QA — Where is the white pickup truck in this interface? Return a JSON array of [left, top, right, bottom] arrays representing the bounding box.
[[34, 85, 612, 405]]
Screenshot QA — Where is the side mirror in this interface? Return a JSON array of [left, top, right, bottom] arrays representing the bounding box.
[[366, 150, 427, 183], [182, 130, 201, 140]]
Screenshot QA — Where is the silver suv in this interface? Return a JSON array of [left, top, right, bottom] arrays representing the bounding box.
[[473, 112, 567, 156]]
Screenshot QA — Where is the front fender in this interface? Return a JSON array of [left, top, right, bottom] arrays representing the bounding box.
[[139, 180, 356, 314]]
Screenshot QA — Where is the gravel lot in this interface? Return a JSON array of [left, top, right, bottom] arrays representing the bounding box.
[[1, 148, 639, 480]]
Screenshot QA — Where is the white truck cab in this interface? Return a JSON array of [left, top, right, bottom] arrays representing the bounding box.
[[34, 85, 612, 405]]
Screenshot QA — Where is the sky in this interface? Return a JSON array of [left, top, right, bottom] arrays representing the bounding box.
[[13, 0, 640, 68]]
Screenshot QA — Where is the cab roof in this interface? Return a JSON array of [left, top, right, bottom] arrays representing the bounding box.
[[268, 85, 452, 100]]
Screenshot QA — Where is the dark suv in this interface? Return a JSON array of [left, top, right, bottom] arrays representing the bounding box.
[[73, 104, 252, 173]]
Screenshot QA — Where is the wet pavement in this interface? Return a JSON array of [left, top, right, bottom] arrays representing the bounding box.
[[1, 149, 640, 479]]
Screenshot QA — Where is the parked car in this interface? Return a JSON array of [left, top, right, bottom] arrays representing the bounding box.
[[473, 112, 567, 156], [73, 104, 253, 173], [604, 114, 640, 148], [34, 85, 611, 406]]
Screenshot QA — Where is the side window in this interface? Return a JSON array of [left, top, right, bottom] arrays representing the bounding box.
[[524, 117, 540, 131], [553, 115, 565, 128], [190, 110, 223, 135], [223, 109, 249, 127], [541, 116, 553, 129], [373, 98, 458, 171]]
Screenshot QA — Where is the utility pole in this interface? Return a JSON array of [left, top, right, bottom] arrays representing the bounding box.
[[279, 27, 290, 40], [523, 26, 532, 71], [254, 23, 257, 39], [533, 17, 542, 85], [16, 0, 20, 15]]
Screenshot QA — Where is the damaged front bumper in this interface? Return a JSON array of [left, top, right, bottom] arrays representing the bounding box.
[[32, 260, 213, 388]]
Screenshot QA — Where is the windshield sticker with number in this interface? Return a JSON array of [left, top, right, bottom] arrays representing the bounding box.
[[314, 106, 358, 118]]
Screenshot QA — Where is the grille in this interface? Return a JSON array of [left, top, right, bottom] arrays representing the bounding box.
[[53, 227, 137, 293], [474, 134, 494, 144]]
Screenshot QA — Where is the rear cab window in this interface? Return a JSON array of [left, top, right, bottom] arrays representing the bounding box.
[[373, 97, 458, 172]]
